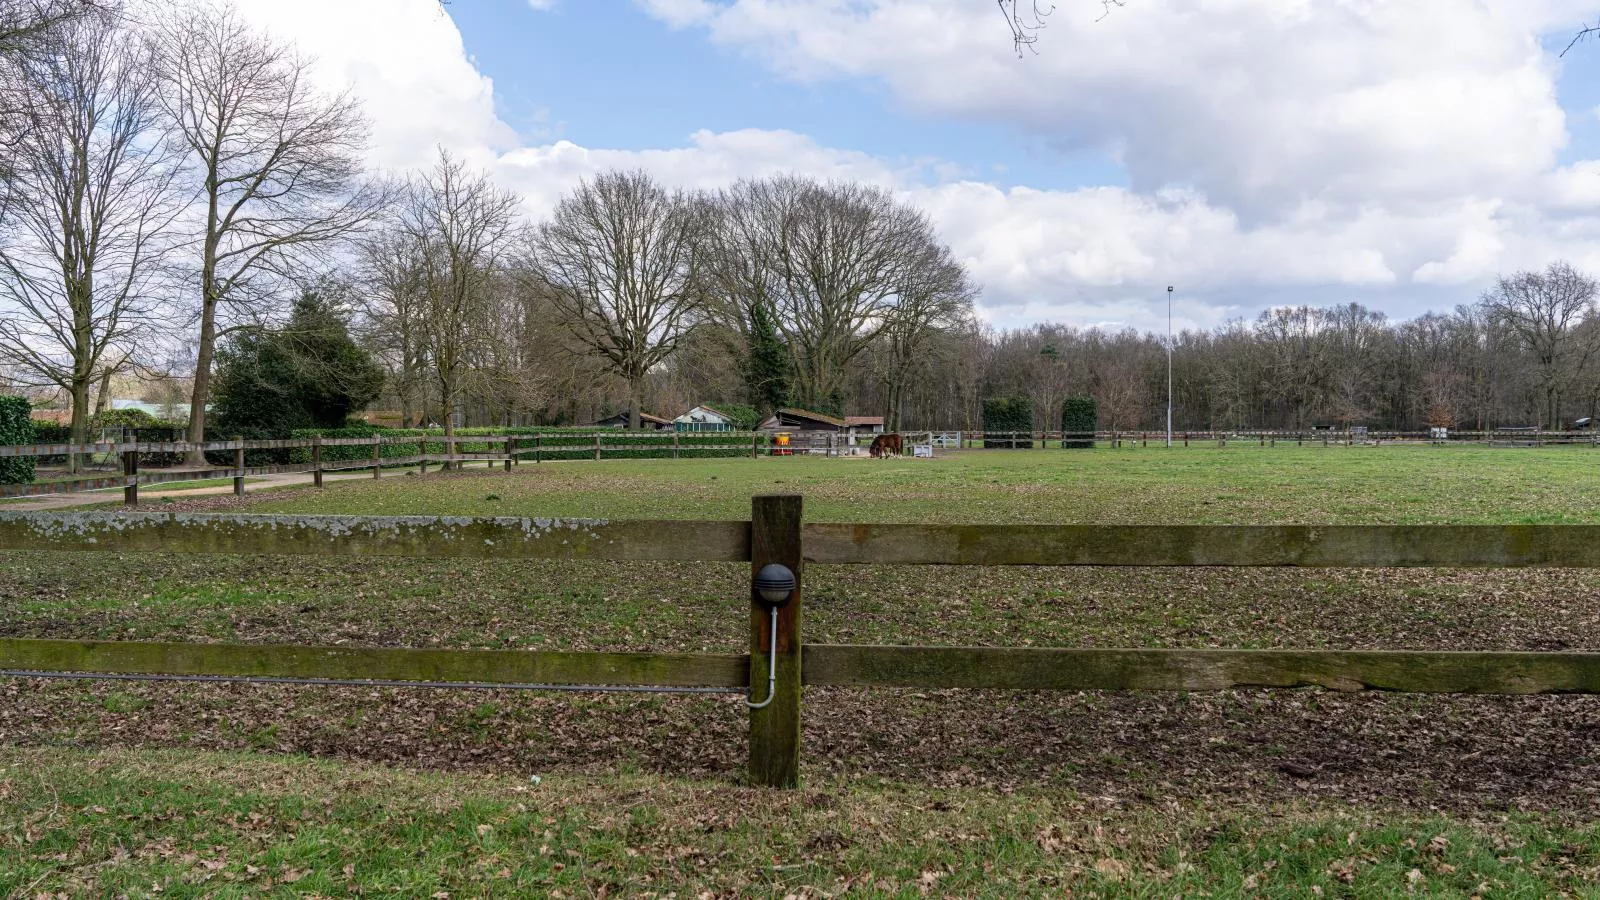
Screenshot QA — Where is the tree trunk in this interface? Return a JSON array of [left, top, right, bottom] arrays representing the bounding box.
[[68, 380, 90, 475], [440, 374, 455, 471], [185, 298, 218, 466], [628, 376, 643, 431], [93, 367, 114, 417]]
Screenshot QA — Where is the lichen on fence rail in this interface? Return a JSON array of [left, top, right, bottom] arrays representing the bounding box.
[[0, 512, 751, 561]]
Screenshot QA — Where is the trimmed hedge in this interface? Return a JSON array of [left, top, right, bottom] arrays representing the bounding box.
[[0, 396, 36, 484], [32, 422, 70, 443], [982, 397, 1034, 449], [287, 426, 769, 464], [1061, 396, 1098, 449]]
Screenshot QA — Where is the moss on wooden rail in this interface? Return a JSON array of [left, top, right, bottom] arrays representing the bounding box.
[[802, 523, 1600, 567], [0, 512, 751, 562], [0, 638, 749, 687], [802, 645, 1600, 694]]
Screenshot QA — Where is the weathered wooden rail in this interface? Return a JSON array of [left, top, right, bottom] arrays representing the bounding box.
[[0, 431, 769, 500], [965, 429, 1600, 449], [2, 502, 1599, 787]]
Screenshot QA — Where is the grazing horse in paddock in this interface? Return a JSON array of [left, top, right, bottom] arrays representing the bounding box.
[[868, 433, 904, 458]]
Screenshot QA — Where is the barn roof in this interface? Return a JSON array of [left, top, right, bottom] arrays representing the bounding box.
[[776, 408, 846, 428], [845, 416, 884, 427]]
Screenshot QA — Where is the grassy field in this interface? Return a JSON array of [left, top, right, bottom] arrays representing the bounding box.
[[4, 446, 1600, 896], [244, 443, 1600, 523]]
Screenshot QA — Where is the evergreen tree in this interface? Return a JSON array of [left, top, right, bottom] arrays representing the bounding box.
[[212, 292, 385, 436], [745, 300, 791, 414]]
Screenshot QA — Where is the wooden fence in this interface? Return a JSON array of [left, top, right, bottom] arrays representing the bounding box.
[[3, 501, 1600, 788], [961, 429, 1600, 449], [0, 432, 769, 500]]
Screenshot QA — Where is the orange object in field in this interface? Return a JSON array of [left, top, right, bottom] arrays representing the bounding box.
[[772, 432, 793, 456]]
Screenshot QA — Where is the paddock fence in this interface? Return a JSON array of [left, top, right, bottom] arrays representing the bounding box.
[[4, 426, 1599, 502], [2, 500, 1599, 788], [0, 431, 771, 501], [959, 429, 1600, 449]]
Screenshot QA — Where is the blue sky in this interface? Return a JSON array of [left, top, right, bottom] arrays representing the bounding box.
[[449, 0, 1128, 191]]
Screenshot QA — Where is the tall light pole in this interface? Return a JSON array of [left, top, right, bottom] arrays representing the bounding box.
[[1166, 285, 1174, 448]]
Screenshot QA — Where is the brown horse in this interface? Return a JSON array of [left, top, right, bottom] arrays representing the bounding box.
[[868, 433, 903, 458]]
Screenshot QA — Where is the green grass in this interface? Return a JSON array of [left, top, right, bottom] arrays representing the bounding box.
[[247, 444, 1600, 523], [5, 446, 1600, 894], [3, 747, 1596, 898]]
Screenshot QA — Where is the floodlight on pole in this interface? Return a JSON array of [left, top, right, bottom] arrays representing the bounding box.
[[1166, 286, 1174, 448]]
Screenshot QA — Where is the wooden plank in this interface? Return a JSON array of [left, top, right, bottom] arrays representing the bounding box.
[[802, 645, 1600, 694], [0, 512, 751, 562], [802, 523, 1600, 567], [749, 494, 803, 789], [0, 638, 746, 687], [0, 442, 119, 457], [0, 476, 125, 498]]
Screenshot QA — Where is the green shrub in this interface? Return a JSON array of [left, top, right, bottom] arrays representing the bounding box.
[[284, 426, 768, 464], [982, 397, 1034, 448], [92, 408, 158, 430], [0, 396, 36, 484], [32, 422, 70, 443], [1061, 396, 1097, 449], [713, 403, 763, 431]]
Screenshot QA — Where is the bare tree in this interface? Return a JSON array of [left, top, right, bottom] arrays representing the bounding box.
[[0, 0, 102, 55], [394, 149, 521, 446], [718, 176, 933, 414], [0, 0, 114, 213], [0, 11, 178, 468], [1480, 262, 1599, 429], [152, 2, 384, 461], [359, 227, 429, 426], [529, 169, 703, 430], [874, 241, 975, 430]]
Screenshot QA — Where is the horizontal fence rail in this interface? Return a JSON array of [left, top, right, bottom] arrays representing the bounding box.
[[0, 430, 774, 500], [802, 523, 1600, 567], [11, 514, 1600, 568], [962, 430, 1600, 448], [802, 646, 1600, 694], [0, 638, 747, 689], [3, 640, 1593, 696], [0, 512, 751, 562]]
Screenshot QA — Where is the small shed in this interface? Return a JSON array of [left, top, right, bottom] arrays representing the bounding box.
[[590, 411, 673, 430], [759, 409, 886, 436], [759, 408, 847, 432], [674, 405, 736, 432]]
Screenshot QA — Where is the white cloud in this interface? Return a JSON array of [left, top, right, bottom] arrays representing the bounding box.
[[230, 0, 517, 170], [637, 0, 1585, 216], [207, 0, 1600, 334]]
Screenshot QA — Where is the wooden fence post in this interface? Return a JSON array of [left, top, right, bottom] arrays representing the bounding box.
[[673, 432, 680, 459], [122, 448, 138, 507], [749, 494, 803, 788], [313, 436, 324, 487], [752, 432, 760, 459], [505, 437, 515, 472], [594, 432, 602, 462], [233, 436, 245, 497], [372, 435, 381, 479]]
